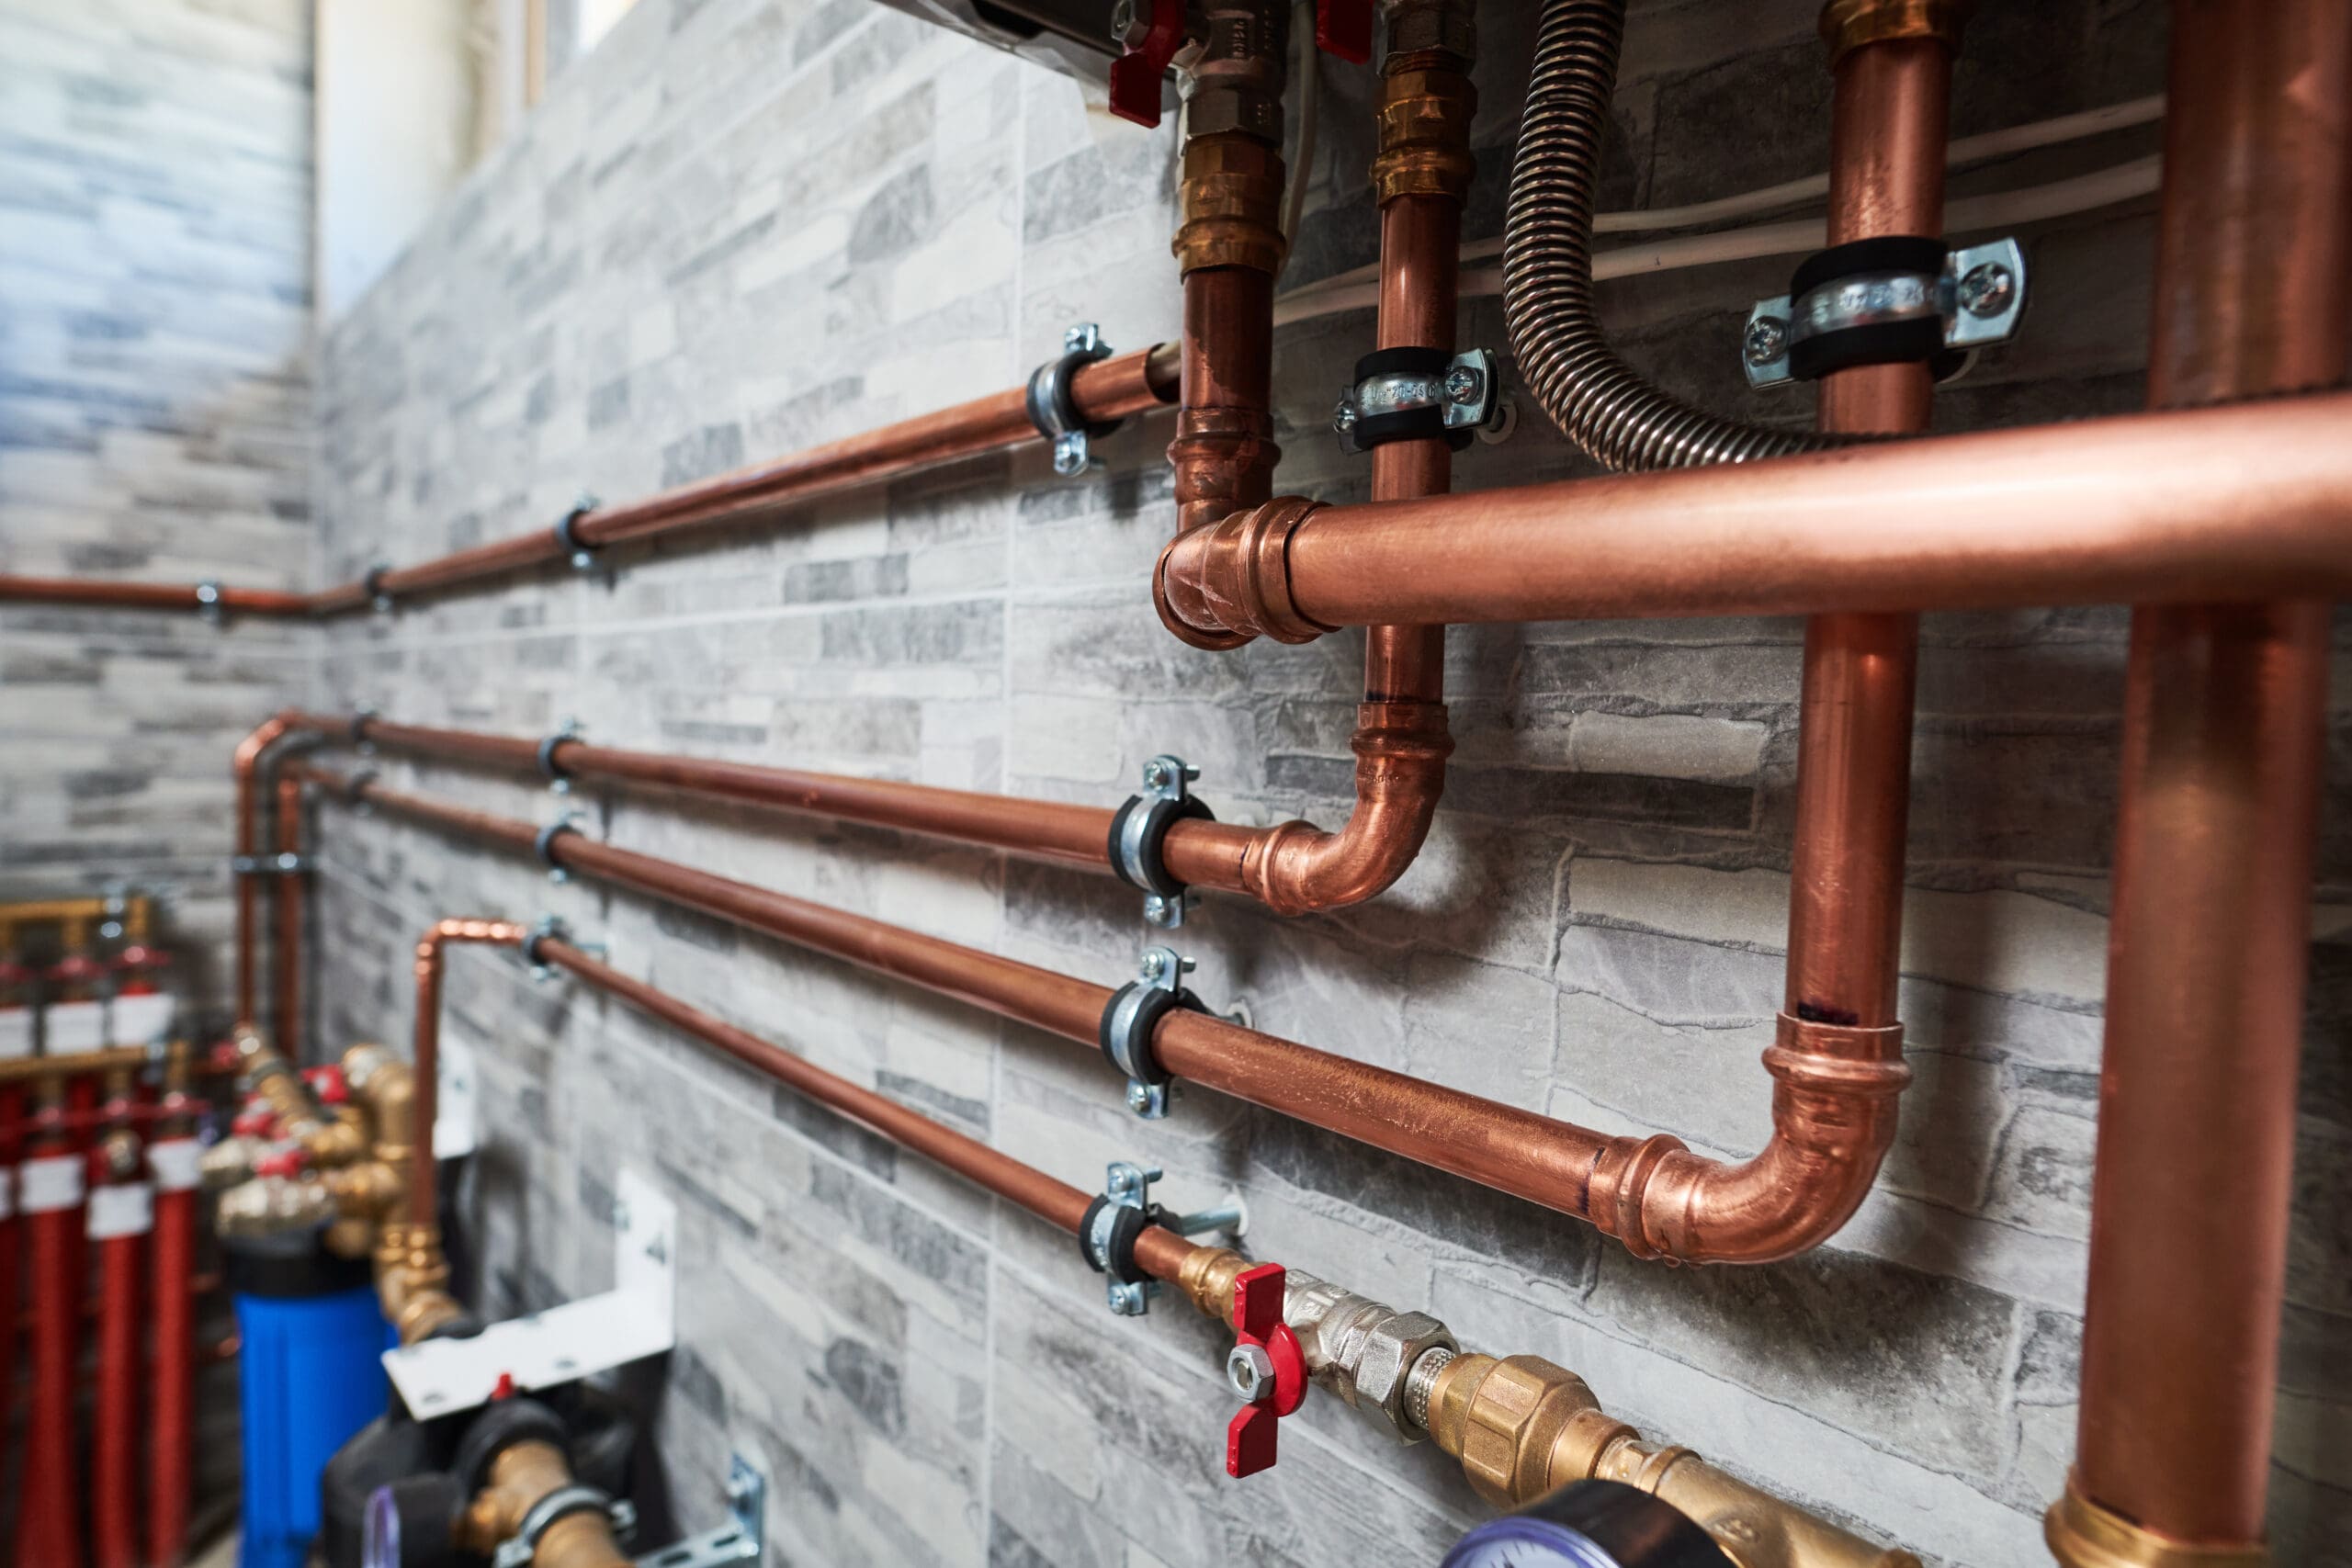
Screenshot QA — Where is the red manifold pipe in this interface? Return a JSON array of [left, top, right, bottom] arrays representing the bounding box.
[[16, 1112, 86, 1568], [90, 1125, 150, 1568], [0, 1082, 20, 1484], [149, 1082, 204, 1567]]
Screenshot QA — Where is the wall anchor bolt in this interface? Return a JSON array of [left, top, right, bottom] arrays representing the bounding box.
[[538, 716, 583, 795], [1025, 321, 1121, 478], [1109, 754, 1213, 930], [1333, 347, 1506, 456], [1080, 1160, 1244, 1316], [1743, 234, 2029, 389]]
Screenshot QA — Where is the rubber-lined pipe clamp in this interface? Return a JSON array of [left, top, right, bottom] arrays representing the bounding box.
[[535, 812, 582, 884], [1079, 1159, 1167, 1315], [1098, 946, 1203, 1120], [363, 565, 394, 614], [537, 716, 582, 792], [1107, 754, 1214, 929], [551, 495, 601, 571], [345, 767, 378, 815], [1025, 321, 1120, 477], [348, 706, 378, 751], [1332, 346, 1502, 455], [1744, 235, 2027, 388], [489, 1483, 616, 1568]]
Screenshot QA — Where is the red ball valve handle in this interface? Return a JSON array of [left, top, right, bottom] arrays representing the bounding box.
[[1225, 1262, 1306, 1478], [1108, 0, 1185, 128], [1315, 0, 1371, 62]]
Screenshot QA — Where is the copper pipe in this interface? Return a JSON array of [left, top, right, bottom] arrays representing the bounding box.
[[1170, 266, 1281, 539], [1157, 389, 2352, 639], [294, 765, 1896, 1263], [232, 712, 297, 1026], [273, 776, 306, 1059], [9, 351, 1177, 621], [2061, 1, 2351, 1557], [409, 919, 526, 1225]]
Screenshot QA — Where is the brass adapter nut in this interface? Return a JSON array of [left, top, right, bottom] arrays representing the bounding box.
[[1173, 134, 1289, 276], [1426, 1353, 1639, 1508], [2045, 1479, 2267, 1568], [1373, 65, 1477, 206], [1818, 0, 1971, 65]]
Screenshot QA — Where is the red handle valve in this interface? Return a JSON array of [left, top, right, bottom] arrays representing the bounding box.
[[254, 1145, 307, 1179], [1225, 1262, 1306, 1478], [1108, 0, 1185, 128], [232, 1107, 277, 1139], [303, 1064, 349, 1105], [112, 942, 169, 994], [1314, 0, 1372, 62]]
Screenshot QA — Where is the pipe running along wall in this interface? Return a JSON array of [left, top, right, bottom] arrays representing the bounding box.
[[284, 761, 1910, 1265], [2052, 2, 2351, 1562]]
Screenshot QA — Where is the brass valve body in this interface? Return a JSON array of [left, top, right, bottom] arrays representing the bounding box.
[[1172, 134, 1288, 277]]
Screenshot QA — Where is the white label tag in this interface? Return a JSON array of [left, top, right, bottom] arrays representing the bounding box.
[[148, 1138, 203, 1192], [45, 1000, 106, 1055], [87, 1183, 153, 1239], [435, 1031, 478, 1160], [20, 1155, 85, 1213], [0, 1009, 32, 1061], [107, 991, 174, 1048]]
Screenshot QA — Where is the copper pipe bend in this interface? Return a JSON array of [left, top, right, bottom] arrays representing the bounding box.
[[1235, 697, 1453, 912], [1154, 495, 1331, 648], [1590, 1015, 1908, 1264]]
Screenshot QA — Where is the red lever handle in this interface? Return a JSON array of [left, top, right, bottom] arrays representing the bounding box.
[[1109, 0, 1185, 128], [1315, 0, 1372, 62], [1225, 1262, 1306, 1478]]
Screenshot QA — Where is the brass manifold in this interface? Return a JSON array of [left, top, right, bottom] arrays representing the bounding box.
[[1176, 1248, 1917, 1568], [0, 892, 152, 956]]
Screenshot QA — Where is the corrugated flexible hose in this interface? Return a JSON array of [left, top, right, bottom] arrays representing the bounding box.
[[1503, 0, 1844, 469]]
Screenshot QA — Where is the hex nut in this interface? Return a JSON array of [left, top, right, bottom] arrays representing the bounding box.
[[1347, 1311, 1457, 1437]]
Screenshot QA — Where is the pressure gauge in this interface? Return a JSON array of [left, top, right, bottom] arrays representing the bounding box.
[[1441, 1481, 1735, 1568]]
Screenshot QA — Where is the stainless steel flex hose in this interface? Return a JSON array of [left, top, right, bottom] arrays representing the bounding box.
[[1504, 0, 1841, 469]]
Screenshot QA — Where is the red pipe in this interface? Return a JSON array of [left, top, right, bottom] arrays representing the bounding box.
[[90, 1141, 149, 1568], [16, 1114, 85, 1568], [149, 1074, 203, 1567], [0, 1083, 19, 1493]]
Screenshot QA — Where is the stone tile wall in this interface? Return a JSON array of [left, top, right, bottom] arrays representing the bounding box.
[[301, 1, 2350, 1564], [0, 0, 314, 1004]]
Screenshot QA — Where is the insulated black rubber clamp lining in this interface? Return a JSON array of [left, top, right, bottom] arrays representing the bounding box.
[[1026, 337, 1121, 444], [552, 502, 596, 558], [535, 816, 581, 872], [1784, 234, 1949, 383], [1350, 346, 1475, 452], [1097, 980, 1205, 1090], [1105, 791, 1216, 901], [1076, 1195, 1155, 1284]]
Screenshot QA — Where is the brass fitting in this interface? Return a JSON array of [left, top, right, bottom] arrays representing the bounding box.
[[458, 1438, 629, 1568], [1182, 0, 1288, 146], [376, 1219, 465, 1345], [2045, 1478, 2268, 1568], [1596, 1439, 1924, 1568], [1177, 1245, 1252, 1324], [1817, 0, 1970, 65], [1173, 133, 1289, 277], [1373, 57, 1476, 206], [216, 1175, 337, 1240]]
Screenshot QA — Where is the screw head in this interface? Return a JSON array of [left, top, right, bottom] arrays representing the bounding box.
[[1743, 315, 1788, 367], [1143, 760, 1169, 787], [1052, 434, 1087, 477], [1957, 261, 2016, 319], [1442, 367, 1482, 405], [1139, 951, 1166, 980], [1125, 1082, 1153, 1113], [1331, 398, 1357, 432], [1227, 1343, 1275, 1402]]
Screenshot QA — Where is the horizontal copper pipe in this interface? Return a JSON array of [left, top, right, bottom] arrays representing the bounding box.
[[11, 347, 1179, 621], [0, 575, 311, 617], [1159, 391, 2352, 638], [293, 763, 1899, 1263], [410, 919, 527, 1225]]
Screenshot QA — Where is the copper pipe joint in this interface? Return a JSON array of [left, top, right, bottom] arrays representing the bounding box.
[[1373, 62, 1476, 206], [1237, 698, 1453, 912], [1817, 0, 1969, 64], [1175, 1245, 1253, 1324], [1589, 1014, 1909, 1264], [375, 1219, 465, 1345], [1426, 1353, 1637, 1509], [2045, 1477, 2268, 1568], [1155, 495, 1331, 648], [1172, 133, 1288, 277], [1169, 406, 1281, 544], [459, 1439, 629, 1568]]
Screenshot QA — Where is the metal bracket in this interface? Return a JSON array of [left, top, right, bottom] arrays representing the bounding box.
[[351, 705, 379, 756], [536, 812, 582, 885], [364, 564, 395, 615], [523, 913, 607, 982], [539, 716, 582, 794], [229, 852, 311, 877], [1333, 347, 1504, 455], [1084, 1160, 1247, 1316], [1026, 322, 1118, 478], [1743, 236, 2028, 388], [1100, 946, 1195, 1119], [636, 1454, 764, 1568], [492, 1484, 615, 1568], [553, 495, 602, 573], [1110, 754, 1205, 929], [194, 579, 223, 626]]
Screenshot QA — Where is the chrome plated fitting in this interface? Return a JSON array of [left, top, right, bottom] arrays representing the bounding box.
[[1282, 1272, 1458, 1439]]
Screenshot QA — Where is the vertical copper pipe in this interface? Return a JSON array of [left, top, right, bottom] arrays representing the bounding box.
[[1365, 192, 1457, 702], [410, 920, 526, 1226], [2063, 2, 2351, 1554], [1172, 266, 1282, 537], [274, 775, 306, 1059], [1783, 31, 1951, 1029], [232, 713, 293, 1026]]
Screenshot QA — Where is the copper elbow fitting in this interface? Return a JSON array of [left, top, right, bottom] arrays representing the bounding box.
[[1817, 0, 1970, 63], [1172, 133, 1288, 277], [2045, 1477, 2267, 1568], [1155, 495, 1332, 649], [1237, 699, 1453, 913], [1372, 62, 1476, 206], [1589, 1013, 1908, 1264]]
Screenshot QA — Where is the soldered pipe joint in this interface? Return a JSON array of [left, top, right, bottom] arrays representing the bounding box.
[[1155, 495, 1332, 649]]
